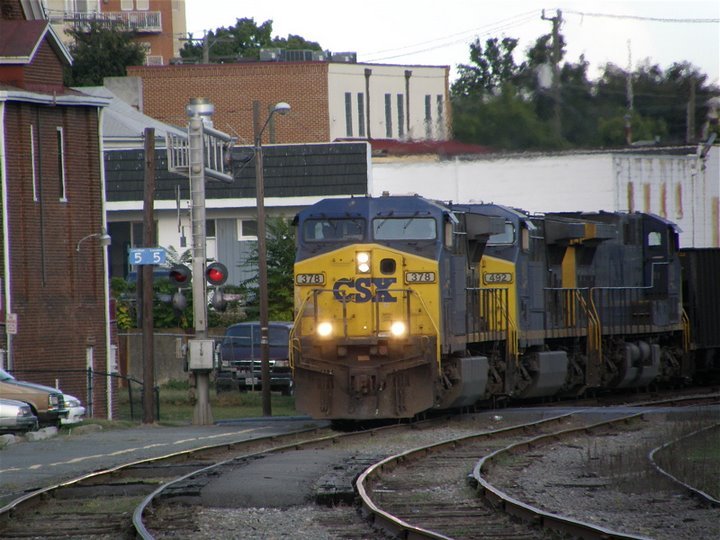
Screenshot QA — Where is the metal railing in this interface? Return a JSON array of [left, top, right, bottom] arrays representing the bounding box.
[[65, 11, 162, 32], [166, 124, 235, 183]]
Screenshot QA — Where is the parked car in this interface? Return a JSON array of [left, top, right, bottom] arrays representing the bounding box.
[[216, 322, 293, 395], [0, 398, 38, 433], [60, 394, 86, 425], [0, 368, 67, 426]]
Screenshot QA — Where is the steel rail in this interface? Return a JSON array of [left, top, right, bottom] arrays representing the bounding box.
[[472, 412, 652, 540], [133, 418, 444, 539], [0, 425, 329, 523], [648, 422, 720, 506], [355, 412, 577, 539]]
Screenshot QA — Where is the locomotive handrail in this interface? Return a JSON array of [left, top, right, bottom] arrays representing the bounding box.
[[681, 309, 691, 352]]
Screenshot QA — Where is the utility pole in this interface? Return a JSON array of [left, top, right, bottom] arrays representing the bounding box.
[[687, 78, 696, 143], [187, 98, 213, 425], [625, 40, 634, 146], [142, 128, 156, 424], [542, 9, 563, 140]]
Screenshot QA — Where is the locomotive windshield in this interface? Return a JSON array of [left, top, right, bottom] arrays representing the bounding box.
[[373, 217, 437, 240], [303, 218, 365, 241]]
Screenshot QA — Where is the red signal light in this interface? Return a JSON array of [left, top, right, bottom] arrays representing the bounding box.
[[206, 262, 228, 286], [169, 264, 192, 287]]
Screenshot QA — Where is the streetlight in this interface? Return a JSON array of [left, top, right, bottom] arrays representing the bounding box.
[[255, 102, 290, 416], [76, 228, 111, 252]]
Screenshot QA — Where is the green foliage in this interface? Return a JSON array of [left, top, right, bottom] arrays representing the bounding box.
[[239, 217, 296, 321], [452, 37, 522, 97], [64, 22, 146, 86], [453, 86, 563, 150], [452, 29, 719, 151], [180, 17, 322, 64]]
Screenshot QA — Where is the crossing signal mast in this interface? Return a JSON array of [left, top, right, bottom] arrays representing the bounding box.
[[166, 98, 236, 425]]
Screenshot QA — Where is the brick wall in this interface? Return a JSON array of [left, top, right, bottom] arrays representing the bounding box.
[[23, 39, 65, 90], [127, 62, 331, 143], [103, 0, 177, 64], [2, 101, 111, 416]]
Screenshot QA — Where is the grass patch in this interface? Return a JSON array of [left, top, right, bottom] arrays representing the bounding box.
[[117, 380, 298, 424]]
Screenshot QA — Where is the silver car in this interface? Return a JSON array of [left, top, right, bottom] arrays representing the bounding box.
[[0, 398, 38, 433]]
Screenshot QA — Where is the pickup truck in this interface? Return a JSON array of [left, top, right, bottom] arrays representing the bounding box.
[[0, 368, 67, 426], [215, 322, 293, 395]]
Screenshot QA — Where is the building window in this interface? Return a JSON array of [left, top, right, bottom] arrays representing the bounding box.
[[675, 184, 683, 220], [120, 0, 133, 11], [237, 219, 258, 240], [397, 94, 405, 138], [67, 0, 98, 14], [384, 93, 392, 138], [57, 127, 67, 201], [206, 219, 216, 260], [344, 92, 353, 137], [424, 95, 432, 138], [357, 93, 366, 137], [436, 94, 445, 139], [136, 0, 149, 10], [30, 125, 38, 202]]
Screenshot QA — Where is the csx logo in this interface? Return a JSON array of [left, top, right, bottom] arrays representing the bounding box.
[[332, 278, 397, 303]]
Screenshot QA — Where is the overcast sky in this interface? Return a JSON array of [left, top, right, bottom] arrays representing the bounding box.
[[184, 0, 720, 85]]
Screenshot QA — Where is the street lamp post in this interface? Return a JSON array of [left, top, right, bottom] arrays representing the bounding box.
[[255, 102, 290, 417]]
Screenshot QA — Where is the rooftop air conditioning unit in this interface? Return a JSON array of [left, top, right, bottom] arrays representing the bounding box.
[[330, 52, 357, 63], [260, 48, 281, 61]]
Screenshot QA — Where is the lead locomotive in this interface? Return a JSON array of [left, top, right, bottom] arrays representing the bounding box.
[[290, 193, 718, 420]]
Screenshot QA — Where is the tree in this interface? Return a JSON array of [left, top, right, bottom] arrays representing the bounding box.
[[452, 26, 719, 151], [453, 85, 561, 150], [452, 37, 522, 97], [180, 17, 322, 64], [64, 23, 146, 86], [240, 217, 296, 321]]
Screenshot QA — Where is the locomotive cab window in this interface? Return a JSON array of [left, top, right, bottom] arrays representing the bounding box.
[[373, 217, 436, 240], [303, 218, 365, 241], [487, 221, 515, 245]]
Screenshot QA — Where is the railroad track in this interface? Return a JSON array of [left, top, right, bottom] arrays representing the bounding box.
[[1, 393, 716, 539], [0, 425, 336, 538], [357, 394, 720, 540]]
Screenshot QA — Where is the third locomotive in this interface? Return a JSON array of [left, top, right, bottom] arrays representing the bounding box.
[[289, 193, 719, 420]]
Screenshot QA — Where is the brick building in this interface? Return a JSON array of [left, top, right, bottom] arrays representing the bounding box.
[[126, 60, 451, 144], [44, 0, 187, 66], [0, 0, 116, 418]]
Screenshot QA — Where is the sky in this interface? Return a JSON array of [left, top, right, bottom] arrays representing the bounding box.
[[183, 0, 720, 85]]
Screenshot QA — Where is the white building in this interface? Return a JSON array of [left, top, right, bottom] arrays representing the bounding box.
[[371, 146, 720, 249]]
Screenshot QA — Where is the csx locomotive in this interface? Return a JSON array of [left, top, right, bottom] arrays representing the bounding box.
[[290, 193, 719, 420]]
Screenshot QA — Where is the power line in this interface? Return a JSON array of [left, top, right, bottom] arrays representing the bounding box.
[[563, 10, 719, 24], [362, 10, 539, 62]]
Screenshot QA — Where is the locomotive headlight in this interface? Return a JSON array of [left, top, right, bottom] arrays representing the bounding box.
[[356, 252, 371, 273], [390, 321, 407, 337], [317, 321, 333, 337]]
